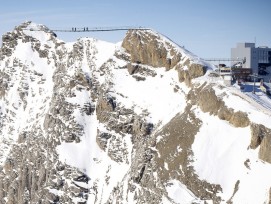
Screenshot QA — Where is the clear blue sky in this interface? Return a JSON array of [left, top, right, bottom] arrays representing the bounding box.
[[1, 0, 270, 59]]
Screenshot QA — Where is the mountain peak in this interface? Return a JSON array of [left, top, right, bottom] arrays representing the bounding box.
[[0, 22, 271, 204]]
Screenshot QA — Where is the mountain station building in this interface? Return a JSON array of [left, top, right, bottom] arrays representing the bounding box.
[[231, 43, 271, 76]]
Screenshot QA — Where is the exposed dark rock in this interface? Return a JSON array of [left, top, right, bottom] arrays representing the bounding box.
[[127, 63, 139, 75], [96, 94, 116, 123], [133, 165, 146, 183], [244, 159, 251, 169], [74, 175, 89, 183], [81, 102, 95, 115], [0, 71, 10, 99], [227, 180, 240, 203], [96, 131, 112, 150], [127, 62, 157, 77], [132, 75, 146, 81], [133, 117, 153, 136]]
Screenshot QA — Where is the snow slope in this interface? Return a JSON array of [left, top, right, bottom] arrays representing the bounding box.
[[192, 108, 271, 203], [0, 23, 56, 165]]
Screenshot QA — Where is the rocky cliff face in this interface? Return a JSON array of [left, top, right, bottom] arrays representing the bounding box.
[[0, 22, 271, 204], [122, 30, 208, 86]]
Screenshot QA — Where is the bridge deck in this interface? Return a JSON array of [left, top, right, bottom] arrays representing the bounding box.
[[24, 26, 151, 32]]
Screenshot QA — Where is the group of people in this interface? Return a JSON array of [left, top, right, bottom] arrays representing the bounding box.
[[71, 27, 89, 31]]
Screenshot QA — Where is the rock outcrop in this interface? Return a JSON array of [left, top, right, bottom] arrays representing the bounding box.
[[122, 29, 207, 86], [122, 30, 181, 69], [188, 84, 250, 128], [177, 63, 207, 86]]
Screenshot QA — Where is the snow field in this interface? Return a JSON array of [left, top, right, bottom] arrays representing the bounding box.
[[192, 107, 271, 204]]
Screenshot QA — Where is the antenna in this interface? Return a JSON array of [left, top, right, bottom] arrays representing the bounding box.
[[254, 36, 256, 46]]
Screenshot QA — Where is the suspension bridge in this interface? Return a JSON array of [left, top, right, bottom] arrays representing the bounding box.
[[24, 26, 151, 33], [203, 58, 245, 63]]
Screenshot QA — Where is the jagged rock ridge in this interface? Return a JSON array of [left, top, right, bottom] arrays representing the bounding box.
[[0, 21, 271, 204]]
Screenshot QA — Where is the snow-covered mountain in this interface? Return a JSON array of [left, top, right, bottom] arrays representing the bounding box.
[[0, 21, 271, 204]]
